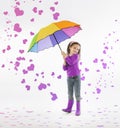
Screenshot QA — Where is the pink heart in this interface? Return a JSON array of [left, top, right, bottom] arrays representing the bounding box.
[[3, 11, 8, 15], [27, 64, 34, 71], [54, 1, 58, 5], [23, 69, 28, 74], [23, 39, 27, 44], [93, 58, 98, 63], [38, 10, 43, 15], [16, 2, 20, 5], [30, 32, 34, 36], [57, 75, 61, 79], [30, 18, 34, 22], [14, 7, 24, 16], [26, 85, 30, 91], [50, 92, 57, 101], [14, 23, 22, 32], [50, 7, 55, 12], [21, 79, 25, 84], [2, 49, 6, 53], [7, 45, 11, 50], [19, 49, 24, 54], [53, 12, 60, 20], [32, 7, 37, 13]]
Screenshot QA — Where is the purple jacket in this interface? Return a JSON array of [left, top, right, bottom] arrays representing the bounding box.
[[63, 54, 80, 77]]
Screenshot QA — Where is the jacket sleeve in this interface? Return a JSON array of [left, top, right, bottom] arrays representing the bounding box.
[[63, 65, 68, 71], [65, 54, 79, 65]]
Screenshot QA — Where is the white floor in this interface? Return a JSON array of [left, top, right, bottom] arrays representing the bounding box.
[[0, 97, 120, 128]]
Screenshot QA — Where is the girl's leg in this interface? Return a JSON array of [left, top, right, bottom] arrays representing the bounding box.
[[67, 77, 74, 100], [74, 76, 81, 101], [74, 76, 81, 116], [62, 78, 74, 113]]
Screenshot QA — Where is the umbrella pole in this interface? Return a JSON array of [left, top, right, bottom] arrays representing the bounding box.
[[53, 34, 62, 51]]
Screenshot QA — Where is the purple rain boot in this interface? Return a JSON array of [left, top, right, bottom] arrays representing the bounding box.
[[75, 101, 80, 116], [62, 99, 74, 113]]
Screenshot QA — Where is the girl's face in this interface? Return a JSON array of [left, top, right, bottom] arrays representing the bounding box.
[[69, 44, 80, 55]]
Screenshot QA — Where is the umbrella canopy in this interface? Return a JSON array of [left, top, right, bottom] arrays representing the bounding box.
[[28, 20, 82, 52]]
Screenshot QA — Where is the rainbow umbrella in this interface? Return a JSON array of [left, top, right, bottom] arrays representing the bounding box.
[[28, 20, 82, 52]]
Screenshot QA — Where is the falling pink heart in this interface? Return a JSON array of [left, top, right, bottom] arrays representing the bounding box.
[[14, 61, 20, 67], [27, 64, 34, 71], [38, 83, 47, 90], [14, 34, 18, 37], [2, 49, 6, 53], [47, 83, 51, 86], [53, 12, 60, 20], [51, 72, 55, 76], [21, 79, 25, 84], [14, 7, 24, 16], [81, 76, 85, 81], [23, 39, 27, 44], [50, 7, 55, 12], [54, 1, 58, 5], [16, 1, 20, 5], [96, 69, 100, 72], [26, 85, 30, 91], [85, 68, 89, 72], [96, 88, 101, 94], [93, 58, 98, 63], [7, 45, 11, 50], [103, 50, 106, 54], [80, 62, 82, 65], [30, 32, 34, 36], [30, 18, 34, 22], [38, 10, 43, 15], [14, 23, 22, 32], [23, 69, 28, 74], [102, 62, 107, 69], [1, 64, 5, 68], [57, 75, 61, 79], [19, 49, 24, 54], [3, 11, 8, 15], [29, 59, 33, 62], [50, 92, 57, 101], [32, 7, 37, 13], [36, 73, 39, 76]]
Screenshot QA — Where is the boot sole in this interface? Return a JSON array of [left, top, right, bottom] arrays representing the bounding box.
[[62, 109, 71, 113]]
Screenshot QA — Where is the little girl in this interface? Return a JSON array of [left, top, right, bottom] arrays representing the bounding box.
[[61, 41, 81, 116]]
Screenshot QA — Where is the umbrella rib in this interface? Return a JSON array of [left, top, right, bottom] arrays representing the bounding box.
[[53, 33, 62, 51]]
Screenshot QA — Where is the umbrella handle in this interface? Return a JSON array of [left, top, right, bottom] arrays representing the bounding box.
[[57, 43, 62, 51], [53, 34, 62, 51]]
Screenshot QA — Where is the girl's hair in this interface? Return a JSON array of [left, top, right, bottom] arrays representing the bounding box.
[[67, 41, 81, 55]]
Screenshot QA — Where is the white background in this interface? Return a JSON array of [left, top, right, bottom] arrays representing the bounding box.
[[0, 0, 120, 128]]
